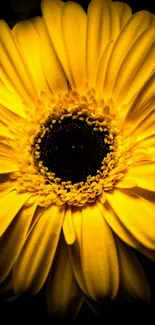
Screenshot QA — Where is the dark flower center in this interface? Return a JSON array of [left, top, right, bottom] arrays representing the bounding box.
[[37, 117, 111, 184]]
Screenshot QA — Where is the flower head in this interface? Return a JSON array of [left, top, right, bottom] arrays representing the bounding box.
[[0, 0, 155, 320]]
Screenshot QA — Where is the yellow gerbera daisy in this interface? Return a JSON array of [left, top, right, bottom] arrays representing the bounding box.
[[0, 0, 155, 320]]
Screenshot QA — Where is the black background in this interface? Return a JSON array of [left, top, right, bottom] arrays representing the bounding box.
[[0, 0, 155, 324]]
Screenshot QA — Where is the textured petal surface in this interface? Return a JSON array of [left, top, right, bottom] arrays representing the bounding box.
[[0, 198, 37, 283], [74, 204, 119, 300], [61, 1, 87, 90], [12, 205, 64, 294], [12, 20, 51, 96], [86, 0, 120, 87], [113, 1, 132, 29], [0, 191, 30, 237], [46, 235, 83, 321], [115, 237, 151, 302], [0, 20, 35, 102], [104, 10, 154, 100], [33, 17, 68, 94], [42, 0, 74, 86], [106, 189, 155, 249]]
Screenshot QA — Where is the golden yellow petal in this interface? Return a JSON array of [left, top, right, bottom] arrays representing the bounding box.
[[122, 71, 155, 133], [32, 16, 68, 94], [68, 207, 90, 297], [86, 0, 120, 87], [0, 191, 30, 237], [104, 10, 154, 99], [123, 162, 155, 192], [46, 235, 83, 321], [113, 25, 155, 105], [0, 180, 16, 200], [12, 204, 64, 294], [0, 199, 37, 283], [61, 1, 87, 90], [112, 1, 132, 29], [0, 80, 27, 118], [115, 236, 151, 302], [81, 204, 119, 300], [97, 199, 137, 249], [96, 40, 114, 95], [63, 207, 76, 245], [0, 158, 19, 174], [0, 20, 35, 102], [98, 198, 155, 261], [106, 189, 155, 249], [0, 105, 23, 129], [41, 0, 74, 86], [12, 20, 50, 96]]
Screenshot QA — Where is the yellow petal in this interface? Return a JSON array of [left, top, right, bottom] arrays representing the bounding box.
[[0, 182, 16, 200], [0, 199, 37, 283], [46, 235, 83, 321], [122, 71, 155, 134], [61, 1, 87, 90], [0, 20, 35, 103], [68, 207, 90, 296], [41, 0, 74, 87], [97, 199, 155, 261], [12, 204, 64, 294], [112, 1, 132, 29], [96, 40, 114, 94], [0, 157, 19, 174], [0, 80, 27, 118], [81, 204, 119, 300], [0, 105, 23, 128], [123, 162, 155, 192], [115, 236, 151, 302], [115, 177, 137, 189], [0, 191, 30, 237], [86, 0, 120, 87], [12, 20, 50, 96], [63, 207, 76, 245], [104, 10, 153, 99], [97, 199, 137, 249], [0, 142, 16, 158], [113, 24, 155, 105], [106, 189, 155, 249], [32, 16, 68, 94]]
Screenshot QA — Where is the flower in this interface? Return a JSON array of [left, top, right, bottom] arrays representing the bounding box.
[[0, 0, 155, 320]]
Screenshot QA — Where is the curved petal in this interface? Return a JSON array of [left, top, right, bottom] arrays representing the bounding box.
[[86, 0, 120, 87], [0, 158, 19, 174], [0, 198, 37, 283], [41, 0, 74, 87], [122, 162, 155, 192], [104, 10, 154, 100], [96, 40, 114, 95], [115, 236, 151, 302], [61, 1, 87, 90], [112, 1, 132, 29], [0, 191, 30, 237], [63, 207, 76, 245], [12, 204, 64, 294], [0, 20, 35, 103], [113, 25, 155, 105], [106, 189, 155, 249], [12, 20, 51, 96], [81, 204, 119, 300], [67, 207, 90, 297], [97, 198, 155, 261], [46, 235, 83, 321], [122, 71, 155, 133], [32, 17, 68, 94], [0, 80, 28, 118]]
